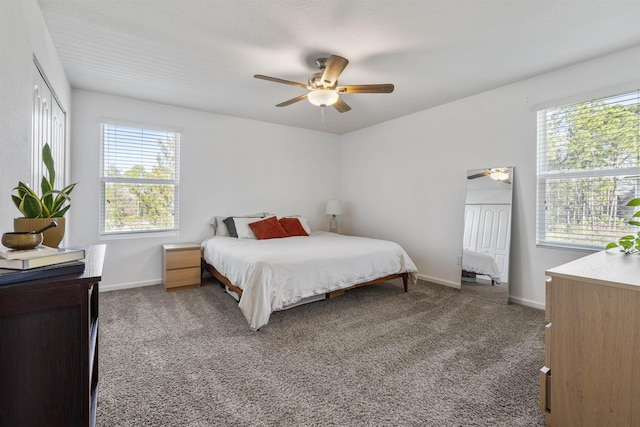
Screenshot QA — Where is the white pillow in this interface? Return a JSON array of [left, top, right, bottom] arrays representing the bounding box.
[[234, 216, 276, 239], [212, 216, 230, 236], [284, 215, 311, 235], [211, 212, 272, 237]]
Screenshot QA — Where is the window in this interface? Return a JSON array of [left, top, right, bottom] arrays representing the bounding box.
[[100, 123, 180, 235], [537, 90, 640, 250]]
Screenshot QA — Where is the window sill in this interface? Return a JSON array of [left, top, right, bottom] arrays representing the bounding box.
[[99, 230, 179, 240]]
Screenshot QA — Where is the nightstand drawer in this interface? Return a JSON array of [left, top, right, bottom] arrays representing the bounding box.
[[165, 267, 200, 289], [165, 247, 200, 270]]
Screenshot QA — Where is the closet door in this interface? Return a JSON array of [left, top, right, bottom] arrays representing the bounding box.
[[476, 204, 511, 280], [463, 205, 481, 250], [32, 68, 50, 186], [32, 62, 66, 189]]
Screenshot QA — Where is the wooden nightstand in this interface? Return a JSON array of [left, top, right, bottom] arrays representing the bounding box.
[[162, 243, 201, 291]]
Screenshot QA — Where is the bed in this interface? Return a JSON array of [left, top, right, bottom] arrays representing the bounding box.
[[201, 222, 418, 330], [461, 249, 501, 284]]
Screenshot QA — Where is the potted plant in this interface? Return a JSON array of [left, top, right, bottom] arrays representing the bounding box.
[[606, 198, 640, 254], [11, 143, 76, 247]]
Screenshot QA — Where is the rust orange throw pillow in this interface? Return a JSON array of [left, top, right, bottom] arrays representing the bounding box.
[[279, 217, 309, 237], [248, 216, 288, 240]]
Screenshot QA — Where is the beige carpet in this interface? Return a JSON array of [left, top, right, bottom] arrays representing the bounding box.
[[97, 278, 545, 426], [461, 279, 509, 305]]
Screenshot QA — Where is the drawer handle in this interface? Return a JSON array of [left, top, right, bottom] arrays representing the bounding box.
[[539, 366, 551, 413]]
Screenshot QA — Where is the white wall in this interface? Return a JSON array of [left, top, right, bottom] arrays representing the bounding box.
[[4, 1, 639, 307], [339, 45, 640, 308], [70, 90, 340, 289], [0, 0, 70, 234]]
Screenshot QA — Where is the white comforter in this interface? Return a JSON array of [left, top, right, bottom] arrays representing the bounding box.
[[462, 249, 501, 283], [201, 231, 418, 330]]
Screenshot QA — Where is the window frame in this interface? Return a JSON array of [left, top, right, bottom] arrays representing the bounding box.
[[536, 89, 640, 250], [99, 121, 181, 237]]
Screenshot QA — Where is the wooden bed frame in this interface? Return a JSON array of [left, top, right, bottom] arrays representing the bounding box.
[[202, 259, 410, 300]]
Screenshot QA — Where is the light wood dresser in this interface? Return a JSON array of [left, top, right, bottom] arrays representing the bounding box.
[[162, 243, 201, 291], [541, 250, 640, 426]]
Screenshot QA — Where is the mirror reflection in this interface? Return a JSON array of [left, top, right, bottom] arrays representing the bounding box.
[[461, 167, 514, 304]]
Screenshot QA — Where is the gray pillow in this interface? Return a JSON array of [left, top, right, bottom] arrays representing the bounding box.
[[223, 217, 238, 238], [223, 212, 271, 238]]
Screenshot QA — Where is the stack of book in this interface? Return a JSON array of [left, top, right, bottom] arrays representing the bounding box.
[[0, 245, 86, 285]]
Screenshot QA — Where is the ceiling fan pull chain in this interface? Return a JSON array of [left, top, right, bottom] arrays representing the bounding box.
[[321, 106, 325, 123]]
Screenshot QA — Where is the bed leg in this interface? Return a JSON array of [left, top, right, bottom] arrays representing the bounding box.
[[402, 274, 409, 292]]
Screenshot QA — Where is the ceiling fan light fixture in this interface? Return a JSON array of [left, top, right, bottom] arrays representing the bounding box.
[[490, 170, 509, 181], [307, 89, 339, 107]]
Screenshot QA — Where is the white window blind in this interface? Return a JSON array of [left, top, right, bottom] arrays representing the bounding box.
[[537, 90, 640, 250], [100, 124, 180, 235]]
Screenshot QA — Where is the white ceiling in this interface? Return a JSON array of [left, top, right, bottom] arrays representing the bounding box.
[[37, 0, 640, 135]]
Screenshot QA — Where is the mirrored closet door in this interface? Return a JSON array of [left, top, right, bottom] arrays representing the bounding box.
[[461, 167, 514, 304]]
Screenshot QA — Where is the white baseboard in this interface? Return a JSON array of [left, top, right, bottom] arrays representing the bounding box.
[[508, 295, 545, 310], [417, 273, 461, 289], [100, 279, 160, 292], [417, 273, 546, 310], [98, 273, 546, 311]]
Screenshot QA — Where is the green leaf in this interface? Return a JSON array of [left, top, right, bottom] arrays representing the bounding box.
[[620, 235, 635, 241], [20, 194, 43, 218], [629, 221, 640, 227], [627, 198, 640, 207], [605, 242, 619, 250], [621, 240, 634, 249], [52, 205, 70, 218], [60, 182, 76, 195], [633, 211, 640, 218], [16, 182, 38, 198], [41, 176, 53, 212], [42, 143, 55, 187], [50, 191, 71, 214], [11, 195, 23, 212]]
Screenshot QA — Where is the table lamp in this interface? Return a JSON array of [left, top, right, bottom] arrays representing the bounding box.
[[326, 199, 342, 233]]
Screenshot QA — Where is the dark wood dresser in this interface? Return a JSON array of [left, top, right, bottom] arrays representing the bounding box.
[[0, 244, 105, 427]]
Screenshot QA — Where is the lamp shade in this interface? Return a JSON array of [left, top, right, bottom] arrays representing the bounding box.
[[308, 90, 339, 107], [326, 199, 343, 216]]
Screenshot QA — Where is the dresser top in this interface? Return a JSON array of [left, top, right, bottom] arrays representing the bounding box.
[[546, 250, 640, 290]]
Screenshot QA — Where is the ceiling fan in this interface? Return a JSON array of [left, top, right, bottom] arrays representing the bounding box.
[[253, 55, 394, 113], [468, 168, 511, 183]]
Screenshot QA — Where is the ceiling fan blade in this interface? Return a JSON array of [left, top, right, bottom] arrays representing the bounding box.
[[333, 97, 351, 113], [254, 74, 309, 89], [467, 172, 490, 179], [321, 55, 349, 88], [276, 93, 309, 107], [336, 84, 395, 94]]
